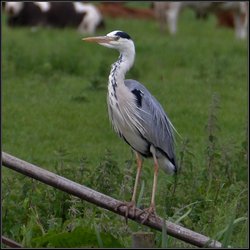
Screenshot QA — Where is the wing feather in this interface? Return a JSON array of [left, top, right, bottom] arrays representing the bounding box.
[[124, 79, 177, 163]]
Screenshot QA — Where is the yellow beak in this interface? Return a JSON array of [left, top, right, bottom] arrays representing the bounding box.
[[82, 36, 115, 44]]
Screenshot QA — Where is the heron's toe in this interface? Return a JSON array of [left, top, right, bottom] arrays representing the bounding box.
[[138, 205, 157, 224], [115, 201, 137, 223]]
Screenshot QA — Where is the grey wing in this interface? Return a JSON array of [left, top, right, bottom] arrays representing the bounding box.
[[124, 79, 177, 164]]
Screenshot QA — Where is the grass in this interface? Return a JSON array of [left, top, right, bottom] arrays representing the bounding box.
[[2, 5, 248, 248]]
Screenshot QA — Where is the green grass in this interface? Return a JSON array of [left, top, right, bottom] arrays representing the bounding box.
[[2, 6, 248, 248]]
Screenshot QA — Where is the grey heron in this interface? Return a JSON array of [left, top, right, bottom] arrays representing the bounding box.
[[83, 30, 178, 223]]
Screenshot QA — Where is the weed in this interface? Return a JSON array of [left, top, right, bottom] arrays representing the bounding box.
[[205, 92, 221, 183], [91, 149, 122, 195]]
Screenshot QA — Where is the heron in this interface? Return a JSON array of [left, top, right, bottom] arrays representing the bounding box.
[[83, 30, 178, 223]]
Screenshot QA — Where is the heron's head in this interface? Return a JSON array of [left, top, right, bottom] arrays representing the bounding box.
[[82, 30, 135, 54]]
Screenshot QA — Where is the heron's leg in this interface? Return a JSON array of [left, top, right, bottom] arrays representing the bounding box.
[[139, 154, 159, 224], [131, 152, 143, 203], [115, 152, 143, 221], [150, 156, 159, 209]]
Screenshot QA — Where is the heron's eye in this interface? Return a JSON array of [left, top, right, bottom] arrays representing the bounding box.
[[114, 36, 120, 41]]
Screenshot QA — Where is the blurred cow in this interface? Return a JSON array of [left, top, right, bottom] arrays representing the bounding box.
[[5, 2, 47, 27], [98, 2, 154, 20], [4, 2, 105, 34], [153, 2, 248, 39]]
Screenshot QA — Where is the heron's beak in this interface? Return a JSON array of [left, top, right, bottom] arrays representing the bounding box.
[[82, 36, 115, 44]]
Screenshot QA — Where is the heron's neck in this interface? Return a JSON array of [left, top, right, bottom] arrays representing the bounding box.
[[109, 51, 135, 87]]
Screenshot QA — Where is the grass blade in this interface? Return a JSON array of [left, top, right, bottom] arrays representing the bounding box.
[[174, 207, 192, 224], [162, 218, 168, 248], [137, 180, 145, 208], [216, 217, 247, 244], [222, 214, 235, 248], [94, 223, 103, 248]]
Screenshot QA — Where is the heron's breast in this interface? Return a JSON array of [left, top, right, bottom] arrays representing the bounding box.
[[107, 85, 149, 155]]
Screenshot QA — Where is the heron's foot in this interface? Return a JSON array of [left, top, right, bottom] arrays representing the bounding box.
[[138, 205, 157, 224], [115, 201, 136, 223]]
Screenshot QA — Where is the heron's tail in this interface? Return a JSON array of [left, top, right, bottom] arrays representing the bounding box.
[[158, 157, 178, 175]]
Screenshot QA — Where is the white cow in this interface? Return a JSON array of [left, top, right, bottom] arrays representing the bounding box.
[[153, 2, 248, 39], [73, 2, 104, 34]]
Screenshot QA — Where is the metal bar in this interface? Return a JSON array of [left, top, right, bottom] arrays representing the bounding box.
[[2, 151, 222, 248], [2, 236, 22, 248]]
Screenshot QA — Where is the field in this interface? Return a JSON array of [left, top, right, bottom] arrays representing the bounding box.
[[2, 3, 248, 248]]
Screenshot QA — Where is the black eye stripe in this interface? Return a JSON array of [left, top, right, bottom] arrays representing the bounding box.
[[115, 31, 131, 40]]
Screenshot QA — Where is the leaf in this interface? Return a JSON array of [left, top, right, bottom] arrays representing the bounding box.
[[32, 226, 123, 248]]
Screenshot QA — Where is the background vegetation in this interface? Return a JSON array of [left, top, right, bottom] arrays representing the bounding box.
[[2, 2, 248, 248]]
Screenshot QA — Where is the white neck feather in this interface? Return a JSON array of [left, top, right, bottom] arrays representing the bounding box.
[[108, 48, 135, 88]]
